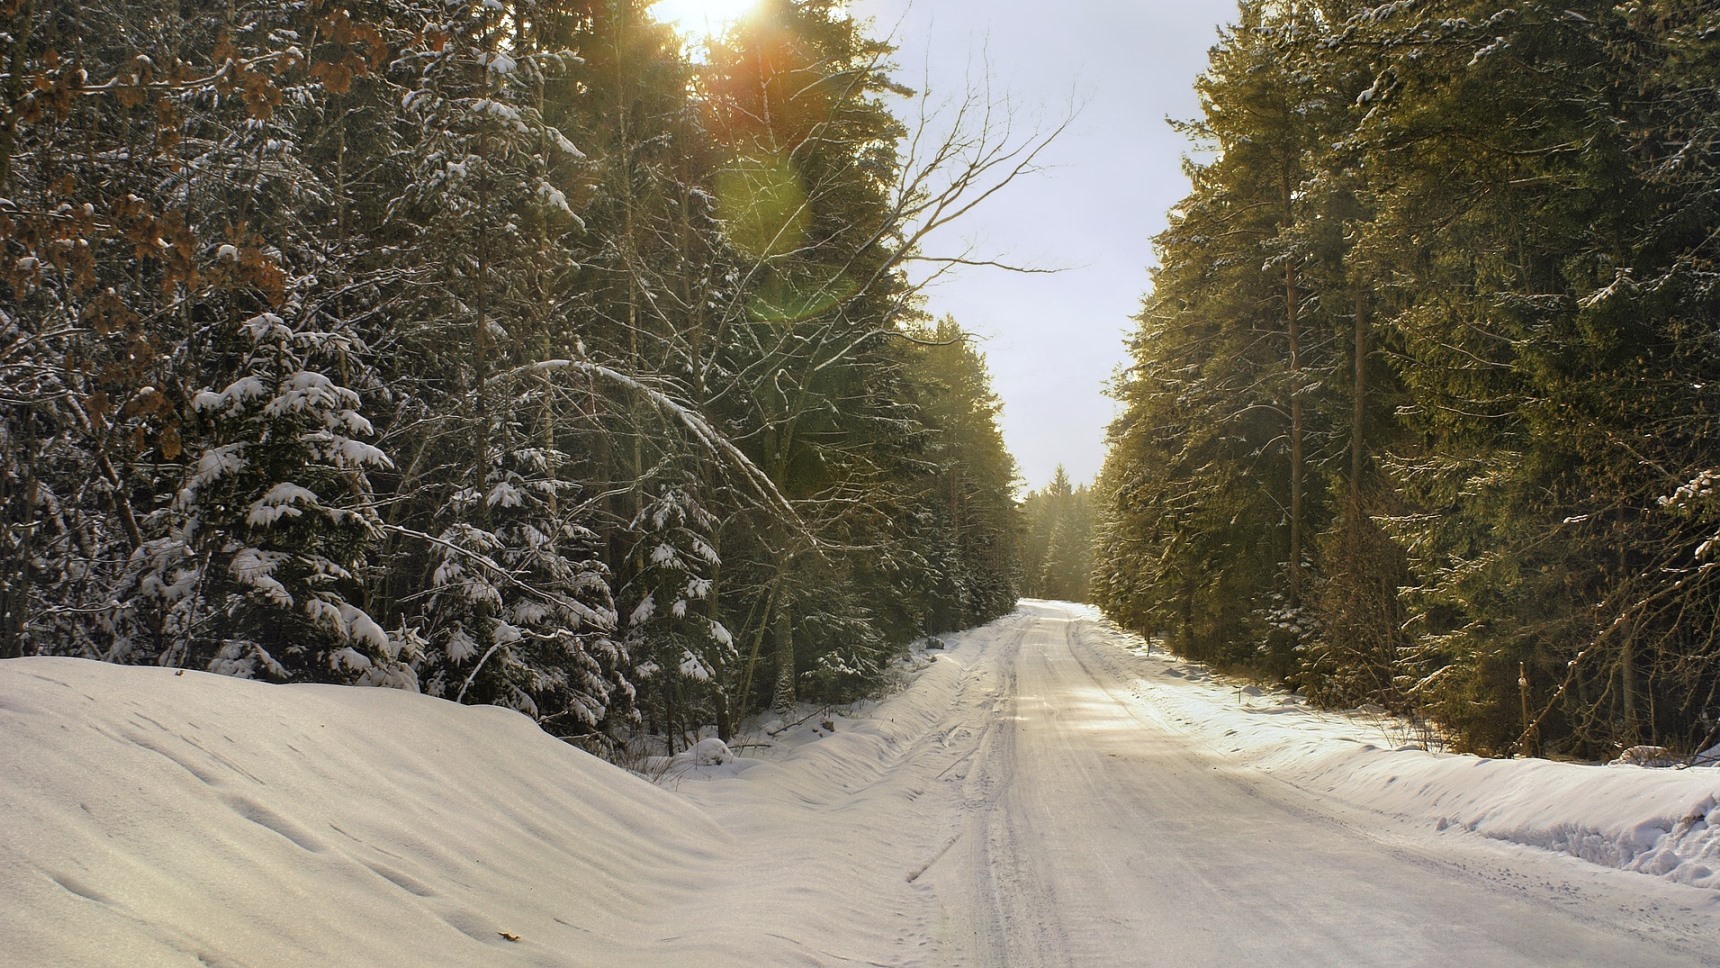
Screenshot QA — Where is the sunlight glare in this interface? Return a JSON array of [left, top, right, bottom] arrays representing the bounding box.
[[649, 0, 759, 40]]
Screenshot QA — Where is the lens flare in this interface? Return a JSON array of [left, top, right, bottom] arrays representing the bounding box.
[[715, 154, 810, 261], [648, 0, 759, 40]]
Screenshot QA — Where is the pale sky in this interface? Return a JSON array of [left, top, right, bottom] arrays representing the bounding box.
[[849, 0, 1239, 491]]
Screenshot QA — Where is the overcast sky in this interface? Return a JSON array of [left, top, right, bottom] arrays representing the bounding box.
[[848, 0, 1239, 491]]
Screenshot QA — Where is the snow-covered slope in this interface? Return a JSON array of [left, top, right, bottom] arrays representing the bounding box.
[[0, 649, 972, 968], [1, 658, 746, 967]]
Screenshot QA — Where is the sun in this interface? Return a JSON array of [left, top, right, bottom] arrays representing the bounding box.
[[648, 0, 760, 41]]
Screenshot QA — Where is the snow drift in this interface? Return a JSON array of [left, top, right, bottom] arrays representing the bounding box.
[[0, 647, 967, 968], [0, 658, 746, 967]]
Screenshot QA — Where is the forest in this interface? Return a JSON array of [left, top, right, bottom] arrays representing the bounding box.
[[0, 0, 1026, 748], [1018, 464, 1093, 604], [1095, 0, 1720, 758], [9, 0, 1718, 769]]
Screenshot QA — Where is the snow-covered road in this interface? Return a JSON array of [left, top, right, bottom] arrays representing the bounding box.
[[5, 601, 1718, 967], [902, 601, 1718, 967]]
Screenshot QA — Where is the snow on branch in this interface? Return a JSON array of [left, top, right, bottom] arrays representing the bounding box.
[[503, 358, 810, 534], [378, 523, 614, 633]]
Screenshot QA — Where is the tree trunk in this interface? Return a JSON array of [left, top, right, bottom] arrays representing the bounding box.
[[1621, 634, 1639, 746], [736, 578, 779, 715], [472, 33, 494, 527], [0, 0, 36, 193], [0, 409, 37, 658], [1349, 287, 1367, 545], [772, 606, 796, 712], [1178, 576, 1195, 655], [708, 533, 735, 741], [1519, 662, 1539, 757], [1618, 543, 1639, 745], [1285, 259, 1304, 609]]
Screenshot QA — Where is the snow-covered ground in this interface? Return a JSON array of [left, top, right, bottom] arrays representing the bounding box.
[[1070, 606, 1720, 892], [4, 601, 1718, 966]]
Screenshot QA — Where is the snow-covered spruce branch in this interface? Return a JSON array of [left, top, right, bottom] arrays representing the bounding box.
[[376, 523, 612, 633], [498, 358, 806, 528], [455, 639, 505, 706]]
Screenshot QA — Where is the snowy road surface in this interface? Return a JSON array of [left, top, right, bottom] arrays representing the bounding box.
[[901, 602, 1718, 967], [5, 600, 1718, 967]]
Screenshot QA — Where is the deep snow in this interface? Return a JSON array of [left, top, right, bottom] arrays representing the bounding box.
[[3, 601, 1718, 966]]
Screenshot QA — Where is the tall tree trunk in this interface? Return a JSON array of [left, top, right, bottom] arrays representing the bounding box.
[[772, 606, 795, 712], [1620, 634, 1640, 747], [1617, 543, 1639, 745], [736, 577, 779, 714], [1, 409, 37, 658], [613, 4, 647, 524], [1285, 259, 1304, 609], [472, 29, 494, 527], [1280, 163, 1304, 613], [0, 0, 35, 194], [1178, 575, 1195, 654], [1348, 287, 1367, 545], [950, 469, 962, 549]]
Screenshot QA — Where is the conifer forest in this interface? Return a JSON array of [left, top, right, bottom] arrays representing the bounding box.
[[5, 0, 1720, 768], [0, 0, 1026, 746], [1095, 0, 1720, 759], [11, 4, 1720, 964]]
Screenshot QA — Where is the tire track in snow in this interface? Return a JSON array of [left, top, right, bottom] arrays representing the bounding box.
[[915, 607, 1075, 968], [913, 602, 1719, 968]]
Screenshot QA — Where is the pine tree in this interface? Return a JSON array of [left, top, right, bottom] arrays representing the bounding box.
[[2, 0, 1048, 750], [1101, 0, 1720, 755], [906, 316, 1022, 629], [1022, 466, 1092, 603], [1095, 2, 1327, 671]]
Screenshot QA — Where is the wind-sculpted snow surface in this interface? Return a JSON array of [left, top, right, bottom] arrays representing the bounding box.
[[5, 603, 1720, 967], [0, 658, 742, 967], [0, 647, 990, 967]]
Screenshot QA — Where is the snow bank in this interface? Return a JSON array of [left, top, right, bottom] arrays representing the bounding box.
[[0, 658, 749, 967], [1074, 618, 1720, 891], [0, 631, 986, 968]]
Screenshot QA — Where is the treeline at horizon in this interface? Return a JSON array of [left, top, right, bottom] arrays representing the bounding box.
[[1096, 0, 1720, 759], [0, 0, 1025, 749], [1019, 465, 1094, 605]]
